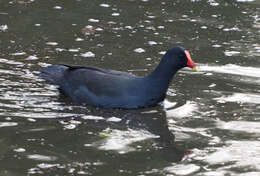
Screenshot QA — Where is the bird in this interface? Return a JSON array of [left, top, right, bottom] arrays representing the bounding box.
[[40, 46, 198, 109]]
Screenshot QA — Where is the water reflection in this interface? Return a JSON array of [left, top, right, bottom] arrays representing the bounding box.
[[0, 103, 189, 175], [78, 107, 178, 148]]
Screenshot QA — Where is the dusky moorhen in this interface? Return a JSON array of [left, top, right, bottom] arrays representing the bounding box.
[[40, 46, 198, 109]]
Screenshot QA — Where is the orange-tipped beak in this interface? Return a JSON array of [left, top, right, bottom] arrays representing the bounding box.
[[185, 50, 198, 71]]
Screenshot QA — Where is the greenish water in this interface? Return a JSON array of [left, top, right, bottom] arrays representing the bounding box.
[[0, 0, 260, 175]]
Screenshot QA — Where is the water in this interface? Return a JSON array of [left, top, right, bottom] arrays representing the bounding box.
[[0, 0, 260, 175]]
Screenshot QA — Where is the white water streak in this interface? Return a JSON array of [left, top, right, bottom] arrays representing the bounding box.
[[199, 64, 260, 78]]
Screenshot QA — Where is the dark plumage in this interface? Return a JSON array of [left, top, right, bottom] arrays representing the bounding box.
[[40, 46, 197, 109]]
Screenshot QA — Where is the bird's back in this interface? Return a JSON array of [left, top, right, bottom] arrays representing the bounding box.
[[40, 65, 149, 108]]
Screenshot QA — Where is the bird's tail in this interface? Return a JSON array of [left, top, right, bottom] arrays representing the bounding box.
[[39, 65, 68, 85]]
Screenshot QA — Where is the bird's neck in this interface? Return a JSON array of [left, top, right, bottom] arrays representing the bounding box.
[[144, 57, 179, 97], [146, 57, 178, 84]]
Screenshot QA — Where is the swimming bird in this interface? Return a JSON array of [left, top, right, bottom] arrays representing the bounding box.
[[40, 46, 198, 109]]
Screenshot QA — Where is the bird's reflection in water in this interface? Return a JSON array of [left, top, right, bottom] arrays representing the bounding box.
[[68, 102, 187, 163]]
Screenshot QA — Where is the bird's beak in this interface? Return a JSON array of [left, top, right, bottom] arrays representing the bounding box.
[[185, 50, 199, 72]]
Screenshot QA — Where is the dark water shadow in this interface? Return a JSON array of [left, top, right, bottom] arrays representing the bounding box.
[[57, 94, 187, 162]]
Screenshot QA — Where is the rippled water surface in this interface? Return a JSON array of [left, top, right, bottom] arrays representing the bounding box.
[[0, 0, 260, 175]]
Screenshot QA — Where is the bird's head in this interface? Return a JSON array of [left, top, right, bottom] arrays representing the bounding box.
[[165, 46, 198, 71]]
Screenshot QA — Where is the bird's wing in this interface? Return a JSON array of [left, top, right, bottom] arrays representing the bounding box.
[[62, 65, 138, 97], [64, 64, 135, 77]]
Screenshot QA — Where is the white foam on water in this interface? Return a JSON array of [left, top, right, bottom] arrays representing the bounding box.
[[163, 99, 177, 109], [205, 140, 260, 170], [37, 163, 60, 169], [134, 48, 145, 53], [198, 64, 260, 78], [81, 51, 95, 58], [93, 128, 159, 153], [88, 18, 99, 23], [215, 92, 260, 104], [106, 117, 122, 122], [81, 115, 104, 120], [217, 121, 260, 134], [14, 148, 26, 152], [111, 12, 120, 16], [46, 42, 58, 46], [224, 50, 240, 56], [0, 122, 18, 128], [100, 3, 110, 7], [0, 24, 8, 32], [27, 154, 57, 161], [163, 164, 200, 175], [166, 101, 198, 118]]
